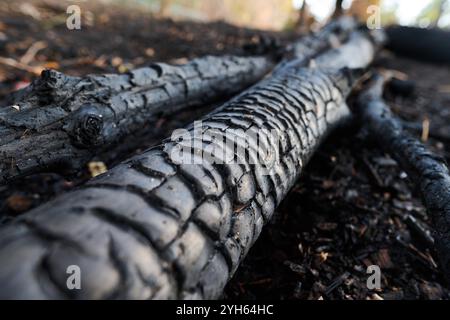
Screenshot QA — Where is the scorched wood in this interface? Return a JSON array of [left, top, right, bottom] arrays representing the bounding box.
[[0, 55, 273, 184], [356, 74, 450, 280], [0, 29, 380, 299], [0, 17, 357, 184]]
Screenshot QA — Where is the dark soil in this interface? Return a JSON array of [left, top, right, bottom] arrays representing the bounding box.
[[1, 0, 450, 300]]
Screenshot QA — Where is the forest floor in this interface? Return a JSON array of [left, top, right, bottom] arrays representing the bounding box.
[[1, 0, 450, 300]]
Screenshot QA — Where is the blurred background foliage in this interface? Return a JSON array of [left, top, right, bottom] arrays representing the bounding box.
[[114, 0, 450, 30]]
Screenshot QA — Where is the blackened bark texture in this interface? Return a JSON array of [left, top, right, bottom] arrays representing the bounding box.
[[0, 56, 273, 184], [0, 31, 378, 299], [0, 17, 358, 184], [356, 74, 450, 279]]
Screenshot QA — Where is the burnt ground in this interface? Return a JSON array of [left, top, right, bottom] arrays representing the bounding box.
[[1, 1, 450, 300]]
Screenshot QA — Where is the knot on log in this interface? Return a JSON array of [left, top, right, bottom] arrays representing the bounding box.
[[68, 105, 105, 148]]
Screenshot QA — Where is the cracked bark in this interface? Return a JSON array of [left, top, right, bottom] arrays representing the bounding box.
[[356, 74, 450, 280], [0, 17, 357, 184], [0, 55, 274, 184], [0, 30, 379, 299]]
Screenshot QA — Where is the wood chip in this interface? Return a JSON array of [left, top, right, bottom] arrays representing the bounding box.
[[317, 251, 329, 264], [374, 249, 394, 269], [421, 118, 430, 142], [88, 161, 108, 178]]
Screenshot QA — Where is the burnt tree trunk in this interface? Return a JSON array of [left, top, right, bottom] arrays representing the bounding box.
[[0, 17, 357, 184], [0, 30, 380, 299], [356, 74, 450, 280]]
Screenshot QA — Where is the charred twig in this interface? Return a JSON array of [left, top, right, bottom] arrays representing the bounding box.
[[404, 214, 435, 247], [356, 74, 450, 280], [0, 56, 44, 75], [362, 155, 385, 187], [325, 272, 351, 296]]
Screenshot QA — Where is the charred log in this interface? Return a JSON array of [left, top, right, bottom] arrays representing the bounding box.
[[386, 26, 450, 65], [0, 17, 357, 184], [0, 55, 274, 184], [356, 74, 450, 279], [0, 31, 379, 299]]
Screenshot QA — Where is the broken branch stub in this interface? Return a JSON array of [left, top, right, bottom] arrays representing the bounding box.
[[0, 30, 379, 299]]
